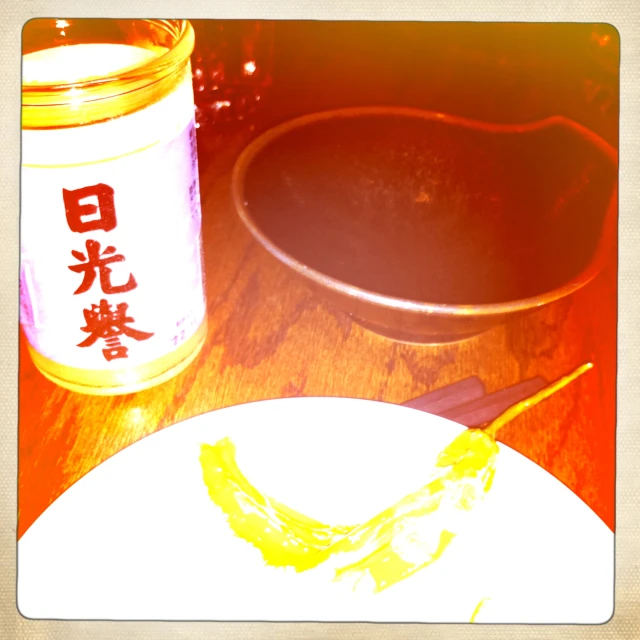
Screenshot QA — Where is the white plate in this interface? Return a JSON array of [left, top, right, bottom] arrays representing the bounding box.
[[18, 397, 614, 623]]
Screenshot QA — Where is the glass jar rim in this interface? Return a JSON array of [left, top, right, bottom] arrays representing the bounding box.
[[22, 19, 195, 128]]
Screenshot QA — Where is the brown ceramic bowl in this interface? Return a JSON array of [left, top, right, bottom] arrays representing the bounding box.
[[231, 107, 617, 344]]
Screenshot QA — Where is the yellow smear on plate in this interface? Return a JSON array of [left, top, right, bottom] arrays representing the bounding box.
[[200, 429, 498, 591], [470, 597, 491, 622], [199, 363, 592, 594], [199, 438, 351, 570]]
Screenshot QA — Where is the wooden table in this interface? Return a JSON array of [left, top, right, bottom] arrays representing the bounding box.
[[18, 21, 619, 536], [18, 23, 618, 539]]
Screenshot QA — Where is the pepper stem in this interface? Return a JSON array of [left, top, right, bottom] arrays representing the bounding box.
[[483, 362, 594, 439]]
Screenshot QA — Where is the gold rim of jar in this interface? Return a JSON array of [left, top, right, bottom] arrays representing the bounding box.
[[22, 19, 195, 129]]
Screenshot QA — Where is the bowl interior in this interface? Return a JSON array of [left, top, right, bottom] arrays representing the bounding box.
[[241, 113, 617, 306]]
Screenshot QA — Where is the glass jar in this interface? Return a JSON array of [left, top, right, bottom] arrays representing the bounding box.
[[21, 19, 208, 395], [189, 19, 275, 127]]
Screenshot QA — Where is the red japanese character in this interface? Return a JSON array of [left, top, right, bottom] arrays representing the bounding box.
[[63, 183, 117, 233], [68, 239, 137, 295], [78, 299, 153, 362]]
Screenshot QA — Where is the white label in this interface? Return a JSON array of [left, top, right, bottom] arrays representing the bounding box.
[[20, 109, 207, 371]]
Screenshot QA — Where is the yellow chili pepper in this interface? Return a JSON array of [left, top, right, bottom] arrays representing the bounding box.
[[200, 363, 593, 593]]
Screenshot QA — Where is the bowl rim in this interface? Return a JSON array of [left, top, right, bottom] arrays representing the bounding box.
[[231, 106, 618, 317]]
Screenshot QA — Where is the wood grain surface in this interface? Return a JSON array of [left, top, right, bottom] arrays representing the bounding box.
[[18, 126, 617, 539], [18, 23, 618, 539]]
